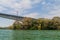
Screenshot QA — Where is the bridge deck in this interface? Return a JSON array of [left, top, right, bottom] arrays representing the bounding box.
[[0, 13, 24, 20]]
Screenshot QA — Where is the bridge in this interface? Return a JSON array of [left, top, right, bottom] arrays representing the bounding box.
[[0, 13, 35, 24], [0, 13, 24, 21], [0, 13, 26, 25]]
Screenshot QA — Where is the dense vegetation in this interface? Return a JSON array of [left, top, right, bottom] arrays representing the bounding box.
[[8, 17, 60, 30]]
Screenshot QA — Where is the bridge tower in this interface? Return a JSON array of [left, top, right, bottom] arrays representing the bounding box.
[[14, 11, 19, 30]]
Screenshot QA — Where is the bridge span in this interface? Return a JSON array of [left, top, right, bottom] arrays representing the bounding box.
[[0, 13, 24, 20]]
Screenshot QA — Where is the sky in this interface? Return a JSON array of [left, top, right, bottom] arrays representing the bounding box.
[[0, 0, 60, 27]]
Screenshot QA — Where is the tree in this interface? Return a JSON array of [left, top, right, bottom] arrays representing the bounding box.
[[8, 16, 60, 30], [52, 17, 60, 30], [13, 21, 22, 30]]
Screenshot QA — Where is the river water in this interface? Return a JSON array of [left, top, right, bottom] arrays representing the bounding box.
[[0, 29, 60, 40]]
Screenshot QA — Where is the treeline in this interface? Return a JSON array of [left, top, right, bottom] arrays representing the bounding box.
[[8, 17, 60, 30]]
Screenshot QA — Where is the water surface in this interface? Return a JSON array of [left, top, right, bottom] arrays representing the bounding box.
[[0, 29, 60, 40]]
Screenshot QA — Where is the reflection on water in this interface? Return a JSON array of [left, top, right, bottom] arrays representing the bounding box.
[[0, 30, 60, 40]]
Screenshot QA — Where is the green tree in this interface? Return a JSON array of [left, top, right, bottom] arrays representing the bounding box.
[[13, 21, 22, 30]]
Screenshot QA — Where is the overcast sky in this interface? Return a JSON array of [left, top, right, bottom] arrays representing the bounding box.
[[0, 0, 60, 27]]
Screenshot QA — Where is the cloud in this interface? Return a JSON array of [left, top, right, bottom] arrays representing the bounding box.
[[0, 0, 41, 10], [0, 0, 42, 17], [49, 9, 60, 14], [40, 0, 60, 19], [23, 12, 39, 18], [47, 9, 60, 18], [47, 5, 60, 18], [0, 6, 8, 12], [31, 0, 42, 4], [0, 0, 28, 9]]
